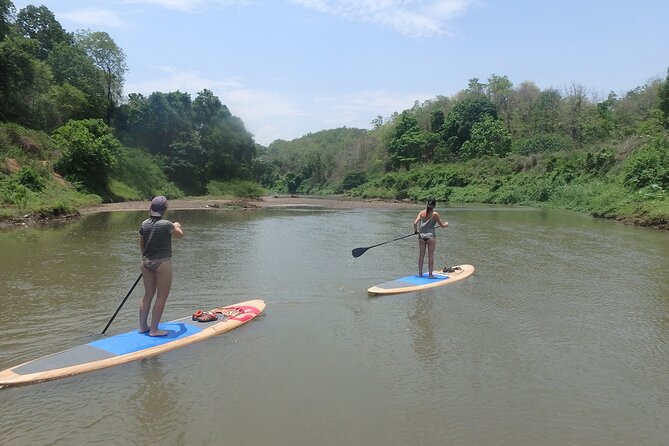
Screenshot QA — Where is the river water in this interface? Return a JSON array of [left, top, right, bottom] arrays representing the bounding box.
[[1, 205, 668, 445]]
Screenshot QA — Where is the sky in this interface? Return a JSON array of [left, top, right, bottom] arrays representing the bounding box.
[[9, 0, 669, 146]]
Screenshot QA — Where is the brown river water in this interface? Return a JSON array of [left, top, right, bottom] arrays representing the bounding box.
[[1, 205, 668, 445]]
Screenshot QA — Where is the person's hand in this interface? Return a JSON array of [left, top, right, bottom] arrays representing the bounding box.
[[174, 222, 182, 228]]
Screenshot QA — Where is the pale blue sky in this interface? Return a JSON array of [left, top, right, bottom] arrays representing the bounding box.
[[9, 0, 669, 145]]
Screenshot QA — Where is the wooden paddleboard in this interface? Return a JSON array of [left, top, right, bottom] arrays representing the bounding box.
[[367, 264, 475, 296], [0, 299, 265, 387]]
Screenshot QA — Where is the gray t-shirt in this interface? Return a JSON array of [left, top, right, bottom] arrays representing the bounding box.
[[418, 214, 436, 239], [139, 218, 174, 260]]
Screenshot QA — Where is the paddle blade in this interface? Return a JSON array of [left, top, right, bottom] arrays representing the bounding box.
[[351, 247, 368, 258]]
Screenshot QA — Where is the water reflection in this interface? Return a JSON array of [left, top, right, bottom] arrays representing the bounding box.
[[128, 357, 184, 444], [1, 207, 669, 445]]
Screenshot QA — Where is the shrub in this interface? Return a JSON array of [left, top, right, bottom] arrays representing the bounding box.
[[621, 136, 669, 190], [513, 133, 574, 155], [206, 179, 265, 198]]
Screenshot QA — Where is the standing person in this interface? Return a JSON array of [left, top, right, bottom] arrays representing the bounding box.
[[139, 196, 184, 336], [413, 198, 448, 278]]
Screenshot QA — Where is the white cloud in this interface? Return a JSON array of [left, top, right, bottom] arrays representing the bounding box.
[[124, 67, 304, 145], [124, 67, 432, 146], [290, 0, 473, 37], [60, 8, 127, 28], [314, 90, 430, 127], [121, 0, 250, 13]]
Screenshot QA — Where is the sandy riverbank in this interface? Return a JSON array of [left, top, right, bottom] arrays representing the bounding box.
[[78, 195, 419, 214]]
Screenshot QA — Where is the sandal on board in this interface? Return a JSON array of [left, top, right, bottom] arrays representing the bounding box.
[[195, 311, 218, 322], [214, 307, 243, 317], [442, 266, 462, 273], [192, 310, 203, 321]]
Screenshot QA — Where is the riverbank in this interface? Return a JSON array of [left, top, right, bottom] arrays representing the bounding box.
[[3, 194, 667, 230], [78, 195, 419, 214], [0, 195, 419, 229]]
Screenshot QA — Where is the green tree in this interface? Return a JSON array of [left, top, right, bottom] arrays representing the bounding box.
[[460, 115, 512, 159], [0, 35, 53, 125], [440, 95, 497, 157], [47, 42, 107, 119], [53, 119, 124, 196], [659, 68, 669, 130], [387, 111, 427, 170], [75, 30, 127, 124], [118, 91, 193, 155], [486, 74, 513, 131], [0, 0, 14, 40], [163, 134, 206, 195], [531, 88, 561, 134], [15, 5, 70, 60], [509, 81, 540, 138]]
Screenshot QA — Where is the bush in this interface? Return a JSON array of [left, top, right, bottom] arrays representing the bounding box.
[[0, 178, 34, 207], [53, 119, 124, 195], [514, 133, 574, 155], [111, 147, 182, 199], [15, 167, 47, 192], [621, 136, 669, 190], [342, 170, 368, 190], [206, 179, 265, 198]]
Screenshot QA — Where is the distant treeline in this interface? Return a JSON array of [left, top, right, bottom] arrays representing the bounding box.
[[260, 74, 669, 227], [0, 0, 257, 210], [1, 0, 668, 227]]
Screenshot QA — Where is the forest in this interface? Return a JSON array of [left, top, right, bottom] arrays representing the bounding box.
[[1, 0, 668, 228]]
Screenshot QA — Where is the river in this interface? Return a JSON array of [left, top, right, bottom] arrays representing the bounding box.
[[1, 205, 668, 445]]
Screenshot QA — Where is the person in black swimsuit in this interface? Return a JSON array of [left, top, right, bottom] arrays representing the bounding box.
[[138, 196, 184, 336], [412, 198, 448, 278]]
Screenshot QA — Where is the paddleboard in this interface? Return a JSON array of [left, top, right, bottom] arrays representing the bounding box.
[[0, 299, 265, 387], [367, 264, 475, 296]]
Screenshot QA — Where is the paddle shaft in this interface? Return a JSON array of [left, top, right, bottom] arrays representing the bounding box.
[[101, 273, 142, 334], [352, 232, 417, 257]]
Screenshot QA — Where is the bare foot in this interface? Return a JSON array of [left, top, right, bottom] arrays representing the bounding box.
[[139, 328, 150, 334], [148, 329, 168, 337]]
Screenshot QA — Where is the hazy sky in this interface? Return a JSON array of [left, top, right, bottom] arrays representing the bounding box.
[[9, 0, 669, 145]]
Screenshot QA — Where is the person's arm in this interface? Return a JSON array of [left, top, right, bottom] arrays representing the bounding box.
[[413, 213, 422, 233], [172, 222, 184, 238], [434, 213, 449, 228]]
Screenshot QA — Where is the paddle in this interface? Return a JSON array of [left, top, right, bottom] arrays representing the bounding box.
[[101, 273, 142, 334], [351, 232, 418, 258]]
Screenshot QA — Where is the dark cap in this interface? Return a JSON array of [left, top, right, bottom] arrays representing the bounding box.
[[427, 198, 436, 209], [149, 196, 167, 217]]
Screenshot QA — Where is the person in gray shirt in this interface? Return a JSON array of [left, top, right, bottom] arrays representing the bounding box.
[[413, 198, 448, 278], [138, 196, 184, 336]]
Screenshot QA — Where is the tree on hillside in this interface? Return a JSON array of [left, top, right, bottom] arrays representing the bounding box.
[[0, 0, 14, 40], [439, 95, 497, 158], [460, 115, 512, 159], [486, 74, 513, 132], [47, 42, 107, 119], [75, 30, 126, 124], [53, 119, 125, 196], [0, 35, 51, 125], [119, 91, 193, 155], [509, 81, 540, 138], [387, 111, 427, 170], [613, 81, 662, 135], [659, 68, 669, 130], [562, 83, 591, 148], [15, 5, 70, 60], [531, 88, 561, 134]]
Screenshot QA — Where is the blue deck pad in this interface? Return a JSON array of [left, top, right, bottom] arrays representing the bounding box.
[[89, 322, 203, 356], [398, 274, 449, 286]]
